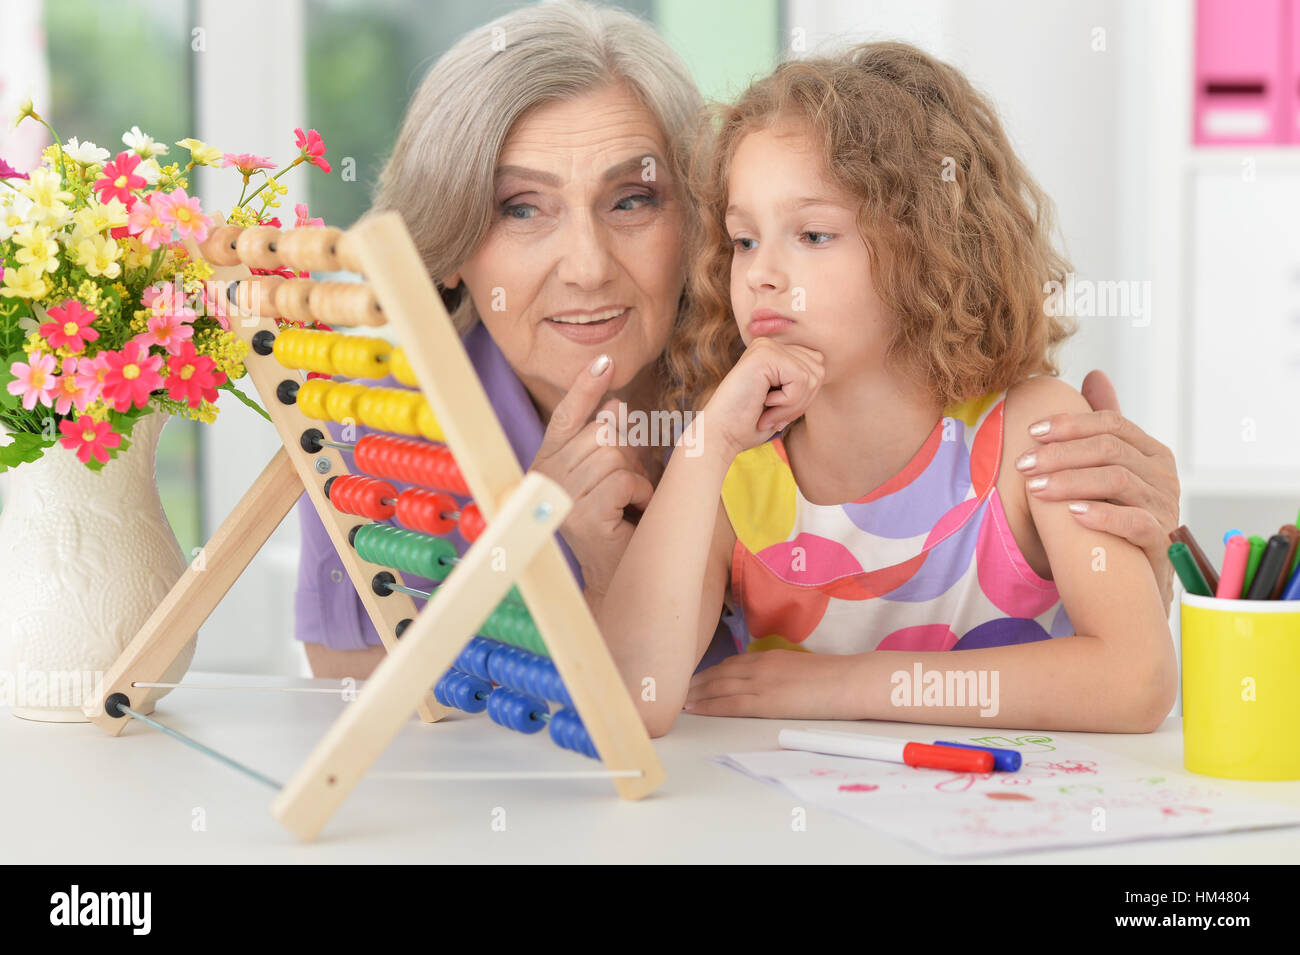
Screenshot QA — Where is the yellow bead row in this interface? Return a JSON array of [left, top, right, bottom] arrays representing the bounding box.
[[294, 379, 444, 441], [273, 329, 393, 380]]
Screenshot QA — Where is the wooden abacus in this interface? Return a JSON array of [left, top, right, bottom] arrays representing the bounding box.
[[82, 211, 664, 842]]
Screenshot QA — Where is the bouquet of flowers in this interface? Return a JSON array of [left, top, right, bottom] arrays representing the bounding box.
[[0, 98, 332, 471]]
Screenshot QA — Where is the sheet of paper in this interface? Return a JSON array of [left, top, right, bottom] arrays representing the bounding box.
[[717, 733, 1300, 857]]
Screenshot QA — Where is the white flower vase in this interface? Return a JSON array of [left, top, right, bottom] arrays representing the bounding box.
[[0, 410, 196, 721]]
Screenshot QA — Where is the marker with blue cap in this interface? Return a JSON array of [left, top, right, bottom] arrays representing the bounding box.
[[933, 740, 1022, 771]]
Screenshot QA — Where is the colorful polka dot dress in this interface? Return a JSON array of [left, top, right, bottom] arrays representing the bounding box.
[[720, 388, 1073, 655]]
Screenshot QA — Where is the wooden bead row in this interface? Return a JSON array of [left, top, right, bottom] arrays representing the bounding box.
[[228, 276, 384, 327], [199, 224, 367, 274]]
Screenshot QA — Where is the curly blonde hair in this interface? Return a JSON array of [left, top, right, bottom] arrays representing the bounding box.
[[665, 41, 1076, 412]]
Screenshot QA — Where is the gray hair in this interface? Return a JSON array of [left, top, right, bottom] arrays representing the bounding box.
[[369, 0, 704, 334]]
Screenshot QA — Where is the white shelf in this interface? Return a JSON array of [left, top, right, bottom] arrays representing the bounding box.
[[1185, 146, 1300, 171], [1182, 477, 1300, 498]]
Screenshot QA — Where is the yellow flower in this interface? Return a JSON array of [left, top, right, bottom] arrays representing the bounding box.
[[21, 168, 74, 226], [183, 256, 213, 284], [194, 327, 250, 379], [11, 97, 37, 130], [75, 234, 122, 278], [119, 235, 151, 270], [22, 333, 51, 355], [175, 138, 224, 168], [69, 197, 128, 245], [225, 205, 261, 228], [75, 279, 104, 310], [12, 224, 61, 273]]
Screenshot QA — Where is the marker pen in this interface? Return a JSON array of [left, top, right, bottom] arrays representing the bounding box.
[[778, 729, 994, 772]]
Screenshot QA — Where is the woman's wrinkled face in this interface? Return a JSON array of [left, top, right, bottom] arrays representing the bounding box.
[[447, 82, 685, 415]]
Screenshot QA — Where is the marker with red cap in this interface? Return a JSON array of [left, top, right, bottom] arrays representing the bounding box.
[[778, 729, 994, 772]]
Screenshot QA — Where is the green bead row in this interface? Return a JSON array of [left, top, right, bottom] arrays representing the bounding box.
[[354, 523, 455, 581], [480, 600, 548, 656], [353, 522, 547, 655]]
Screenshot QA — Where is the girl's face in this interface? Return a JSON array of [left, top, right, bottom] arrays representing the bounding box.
[[447, 82, 686, 417], [724, 117, 892, 383]]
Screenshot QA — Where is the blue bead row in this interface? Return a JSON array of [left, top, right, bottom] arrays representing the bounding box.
[[452, 636, 572, 706], [433, 670, 489, 713], [548, 707, 599, 759], [433, 648, 599, 759], [487, 687, 548, 734]]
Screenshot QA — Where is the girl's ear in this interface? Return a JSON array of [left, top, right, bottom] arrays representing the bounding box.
[[442, 272, 462, 289]]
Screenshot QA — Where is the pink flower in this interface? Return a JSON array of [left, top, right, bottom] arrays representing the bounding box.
[[73, 353, 108, 405], [142, 281, 175, 314], [294, 203, 324, 228], [132, 307, 195, 355], [293, 127, 331, 174], [222, 152, 275, 175], [57, 415, 122, 465], [0, 156, 28, 180], [164, 341, 226, 408], [6, 352, 57, 410], [39, 300, 100, 353], [93, 151, 147, 206], [128, 192, 174, 249], [100, 341, 164, 411], [50, 356, 92, 415], [158, 187, 209, 242], [199, 282, 231, 331]]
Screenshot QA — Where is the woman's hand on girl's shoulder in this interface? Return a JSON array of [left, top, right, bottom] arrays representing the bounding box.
[[1007, 372, 1180, 617]]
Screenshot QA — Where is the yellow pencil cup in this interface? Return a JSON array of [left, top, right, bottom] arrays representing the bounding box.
[[1181, 593, 1300, 780]]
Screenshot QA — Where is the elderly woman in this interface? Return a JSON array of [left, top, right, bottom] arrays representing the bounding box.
[[296, 0, 1180, 681]]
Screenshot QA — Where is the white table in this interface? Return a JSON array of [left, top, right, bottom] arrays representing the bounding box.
[[4, 672, 1298, 863]]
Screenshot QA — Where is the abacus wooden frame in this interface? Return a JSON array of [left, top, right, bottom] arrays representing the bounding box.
[[83, 211, 665, 842]]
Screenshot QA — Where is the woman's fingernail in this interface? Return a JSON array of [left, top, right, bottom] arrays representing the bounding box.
[[1029, 420, 1051, 437], [590, 354, 611, 376], [1068, 501, 1090, 514], [1016, 452, 1037, 471], [1027, 476, 1048, 491]]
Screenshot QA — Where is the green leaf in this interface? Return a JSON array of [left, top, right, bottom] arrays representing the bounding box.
[[0, 431, 53, 473], [219, 379, 271, 422], [0, 352, 22, 411]]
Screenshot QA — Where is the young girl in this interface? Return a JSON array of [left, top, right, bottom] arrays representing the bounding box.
[[597, 42, 1177, 738]]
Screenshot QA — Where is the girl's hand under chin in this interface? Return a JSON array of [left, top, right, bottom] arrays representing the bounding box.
[[697, 337, 826, 460]]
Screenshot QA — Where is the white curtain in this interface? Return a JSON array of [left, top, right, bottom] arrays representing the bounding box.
[[0, 0, 51, 173]]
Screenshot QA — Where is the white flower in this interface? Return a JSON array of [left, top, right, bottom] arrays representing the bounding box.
[[63, 137, 110, 165], [136, 156, 162, 185], [0, 192, 35, 241], [123, 126, 168, 158]]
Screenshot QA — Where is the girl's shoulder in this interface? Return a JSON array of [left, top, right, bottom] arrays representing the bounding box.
[[1002, 375, 1092, 436], [998, 375, 1094, 581]]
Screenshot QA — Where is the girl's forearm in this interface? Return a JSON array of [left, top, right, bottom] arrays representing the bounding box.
[[598, 421, 733, 729], [836, 630, 1177, 733]]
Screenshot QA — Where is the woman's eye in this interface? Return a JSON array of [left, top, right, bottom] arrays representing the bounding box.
[[502, 203, 538, 220], [613, 192, 657, 212], [802, 231, 833, 245]]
